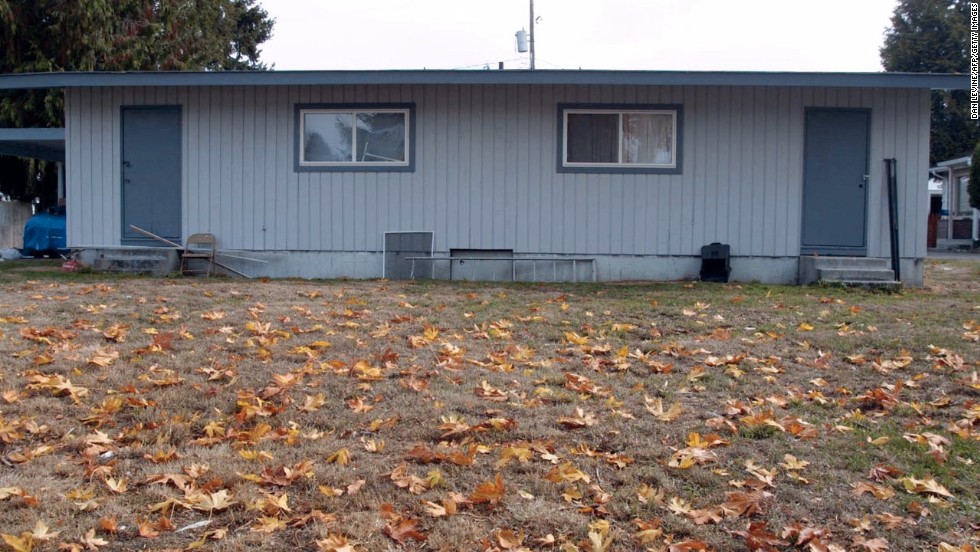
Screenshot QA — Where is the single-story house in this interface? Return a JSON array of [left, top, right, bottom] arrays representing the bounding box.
[[0, 70, 968, 285], [929, 156, 977, 248]]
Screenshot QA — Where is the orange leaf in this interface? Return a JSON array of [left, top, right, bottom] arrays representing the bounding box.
[[383, 518, 426, 544], [469, 473, 505, 506]]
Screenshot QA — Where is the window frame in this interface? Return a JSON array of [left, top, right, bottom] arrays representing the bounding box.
[[557, 103, 683, 175], [294, 103, 416, 172]]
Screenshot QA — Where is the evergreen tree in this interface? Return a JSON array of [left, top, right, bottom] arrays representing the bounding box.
[[881, 0, 979, 165], [0, 0, 275, 201]]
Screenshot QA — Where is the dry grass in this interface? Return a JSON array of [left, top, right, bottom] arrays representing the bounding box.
[[0, 258, 977, 551]]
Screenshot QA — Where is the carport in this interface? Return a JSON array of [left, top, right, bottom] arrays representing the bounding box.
[[0, 127, 66, 200]]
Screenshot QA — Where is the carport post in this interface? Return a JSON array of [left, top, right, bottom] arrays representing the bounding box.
[[57, 161, 64, 202]]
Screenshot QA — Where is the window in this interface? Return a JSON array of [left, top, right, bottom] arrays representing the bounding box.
[[295, 104, 414, 172], [558, 104, 682, 174], [957, 176, 972, 214]]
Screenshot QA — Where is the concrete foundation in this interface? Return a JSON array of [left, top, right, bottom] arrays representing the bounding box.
[[169, 251, 814, 285]]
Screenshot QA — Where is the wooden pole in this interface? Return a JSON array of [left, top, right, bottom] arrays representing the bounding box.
[[128, 225, 181, 248]]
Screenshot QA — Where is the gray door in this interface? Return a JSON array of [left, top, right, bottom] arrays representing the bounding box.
[[801, 109, 869, 255], [122, 106, 181, 245]]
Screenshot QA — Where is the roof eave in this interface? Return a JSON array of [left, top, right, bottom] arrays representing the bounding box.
[[0, 70, 969, 90]]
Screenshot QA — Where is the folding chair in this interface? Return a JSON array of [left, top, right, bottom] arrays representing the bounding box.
[[180, 233, 216, 276]]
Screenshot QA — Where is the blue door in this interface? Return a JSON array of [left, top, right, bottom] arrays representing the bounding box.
[[121, 106, 181, 245], [801, 109, 870, 255]]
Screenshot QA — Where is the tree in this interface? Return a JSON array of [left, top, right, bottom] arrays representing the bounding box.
[[880, 0, 979, 166], [0, 0, 275, 201]]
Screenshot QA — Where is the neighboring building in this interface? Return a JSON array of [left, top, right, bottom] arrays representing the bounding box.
[[0, 70, 968, 285], [930, 156, 977, 249]]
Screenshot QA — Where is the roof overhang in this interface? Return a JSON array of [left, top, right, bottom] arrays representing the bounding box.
[[934, 156, 972, 169], [0, 128, 65, 162], [0, 70, 969, 90]]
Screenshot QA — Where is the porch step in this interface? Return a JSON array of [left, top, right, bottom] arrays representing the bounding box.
[[799, 256, 901, 289], [74, 247, 179, 276]]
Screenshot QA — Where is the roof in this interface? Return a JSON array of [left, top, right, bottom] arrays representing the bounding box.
[[0, 70, 968, 90], [934, 156, 972, 169], [0, 128, 65, 162]]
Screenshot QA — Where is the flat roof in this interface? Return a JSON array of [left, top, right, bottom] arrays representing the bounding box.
[[0, 70, 968, 90], [0, 128, 65, 162]]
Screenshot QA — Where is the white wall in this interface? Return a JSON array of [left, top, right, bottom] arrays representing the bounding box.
[[65, 84, 930, 261]]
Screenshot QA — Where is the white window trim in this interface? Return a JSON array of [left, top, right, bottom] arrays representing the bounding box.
[[299, 107, 411, 167], [562, 108, 678, 169]]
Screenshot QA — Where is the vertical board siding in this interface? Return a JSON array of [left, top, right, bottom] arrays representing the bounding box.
[[66, 85, 930, 261]]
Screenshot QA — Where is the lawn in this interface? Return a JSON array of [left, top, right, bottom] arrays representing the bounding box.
[[0, 258, 977, 551]]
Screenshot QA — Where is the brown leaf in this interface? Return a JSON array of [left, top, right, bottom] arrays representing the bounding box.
[[469, 473, 505, 506], [383, 518, 426, 544]]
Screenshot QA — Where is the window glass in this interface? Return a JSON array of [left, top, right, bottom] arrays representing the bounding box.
[[566, 113, 618, 163], [304, 112, 353, 163], [958, 176, 971, 214], [622, 113, 673, 165], [356, 112, 406, 163]]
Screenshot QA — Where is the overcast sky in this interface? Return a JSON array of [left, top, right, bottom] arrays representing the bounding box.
[[259, 0, 899, 72]]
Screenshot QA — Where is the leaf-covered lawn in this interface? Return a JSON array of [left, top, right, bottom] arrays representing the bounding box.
[[0, 259, 977, 551]]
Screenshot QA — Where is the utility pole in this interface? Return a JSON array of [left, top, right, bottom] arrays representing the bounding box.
[[529, 0, 535, 70]]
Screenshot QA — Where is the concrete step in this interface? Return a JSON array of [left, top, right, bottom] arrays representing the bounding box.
[[819, 279, 902, 291], [817, 267, 896, 282], [810, 256, 890, 269], [75, 248, 179, 276]]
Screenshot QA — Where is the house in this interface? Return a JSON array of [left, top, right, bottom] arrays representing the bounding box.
[[929, 156, 977, 249], [0, 70, 968, 285]]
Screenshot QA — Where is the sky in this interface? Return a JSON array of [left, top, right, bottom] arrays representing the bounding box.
[[259, 0, 899, 72]]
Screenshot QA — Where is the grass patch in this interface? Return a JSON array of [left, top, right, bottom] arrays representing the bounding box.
[[0, 259, 977, 550]]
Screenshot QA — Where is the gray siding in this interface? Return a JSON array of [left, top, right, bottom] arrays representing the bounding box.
[[65, 84, 931, 260]]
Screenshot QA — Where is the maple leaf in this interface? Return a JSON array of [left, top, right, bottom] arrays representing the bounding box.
[[299, 393, 326, 412], [556, 407, 597, 429], [668, 540, 711, 552], [187, 489, 236, 512], [87, 347, 119, 368], [135, 516, 160, 539], [851, 482, 896, 500], [732, 521, 789, 552], [28, 521, 59, 542], [721, 490, 771, 518], [544, 462, 591, 484], [383, 518, 427, 544], [900, 475, 954, 498], [853, 536, 890, 552], [469, 473, 506, 506], [104, 477, 128, 494], [1, 533, 33, 552], [326, 448, 350, 465], [79, 528, 108, 550], [390, 464, 428, 494], [644, 395, 683, 421], [422, 498, 458, 517], [250, 516, 288, 534], [97, 518, 118, 535], [474, 380, 508, 401], [316, 534, 359, 552]]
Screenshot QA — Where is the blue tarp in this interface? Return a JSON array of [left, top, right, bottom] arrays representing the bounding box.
[[23, 207, 66, 255]]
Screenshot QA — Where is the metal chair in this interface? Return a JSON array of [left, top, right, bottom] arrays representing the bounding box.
[[180, 233, 216, 276]]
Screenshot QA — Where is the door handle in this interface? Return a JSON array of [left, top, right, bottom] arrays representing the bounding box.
[[123, 161, 131, 168], [859, 174, 869, 188]]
